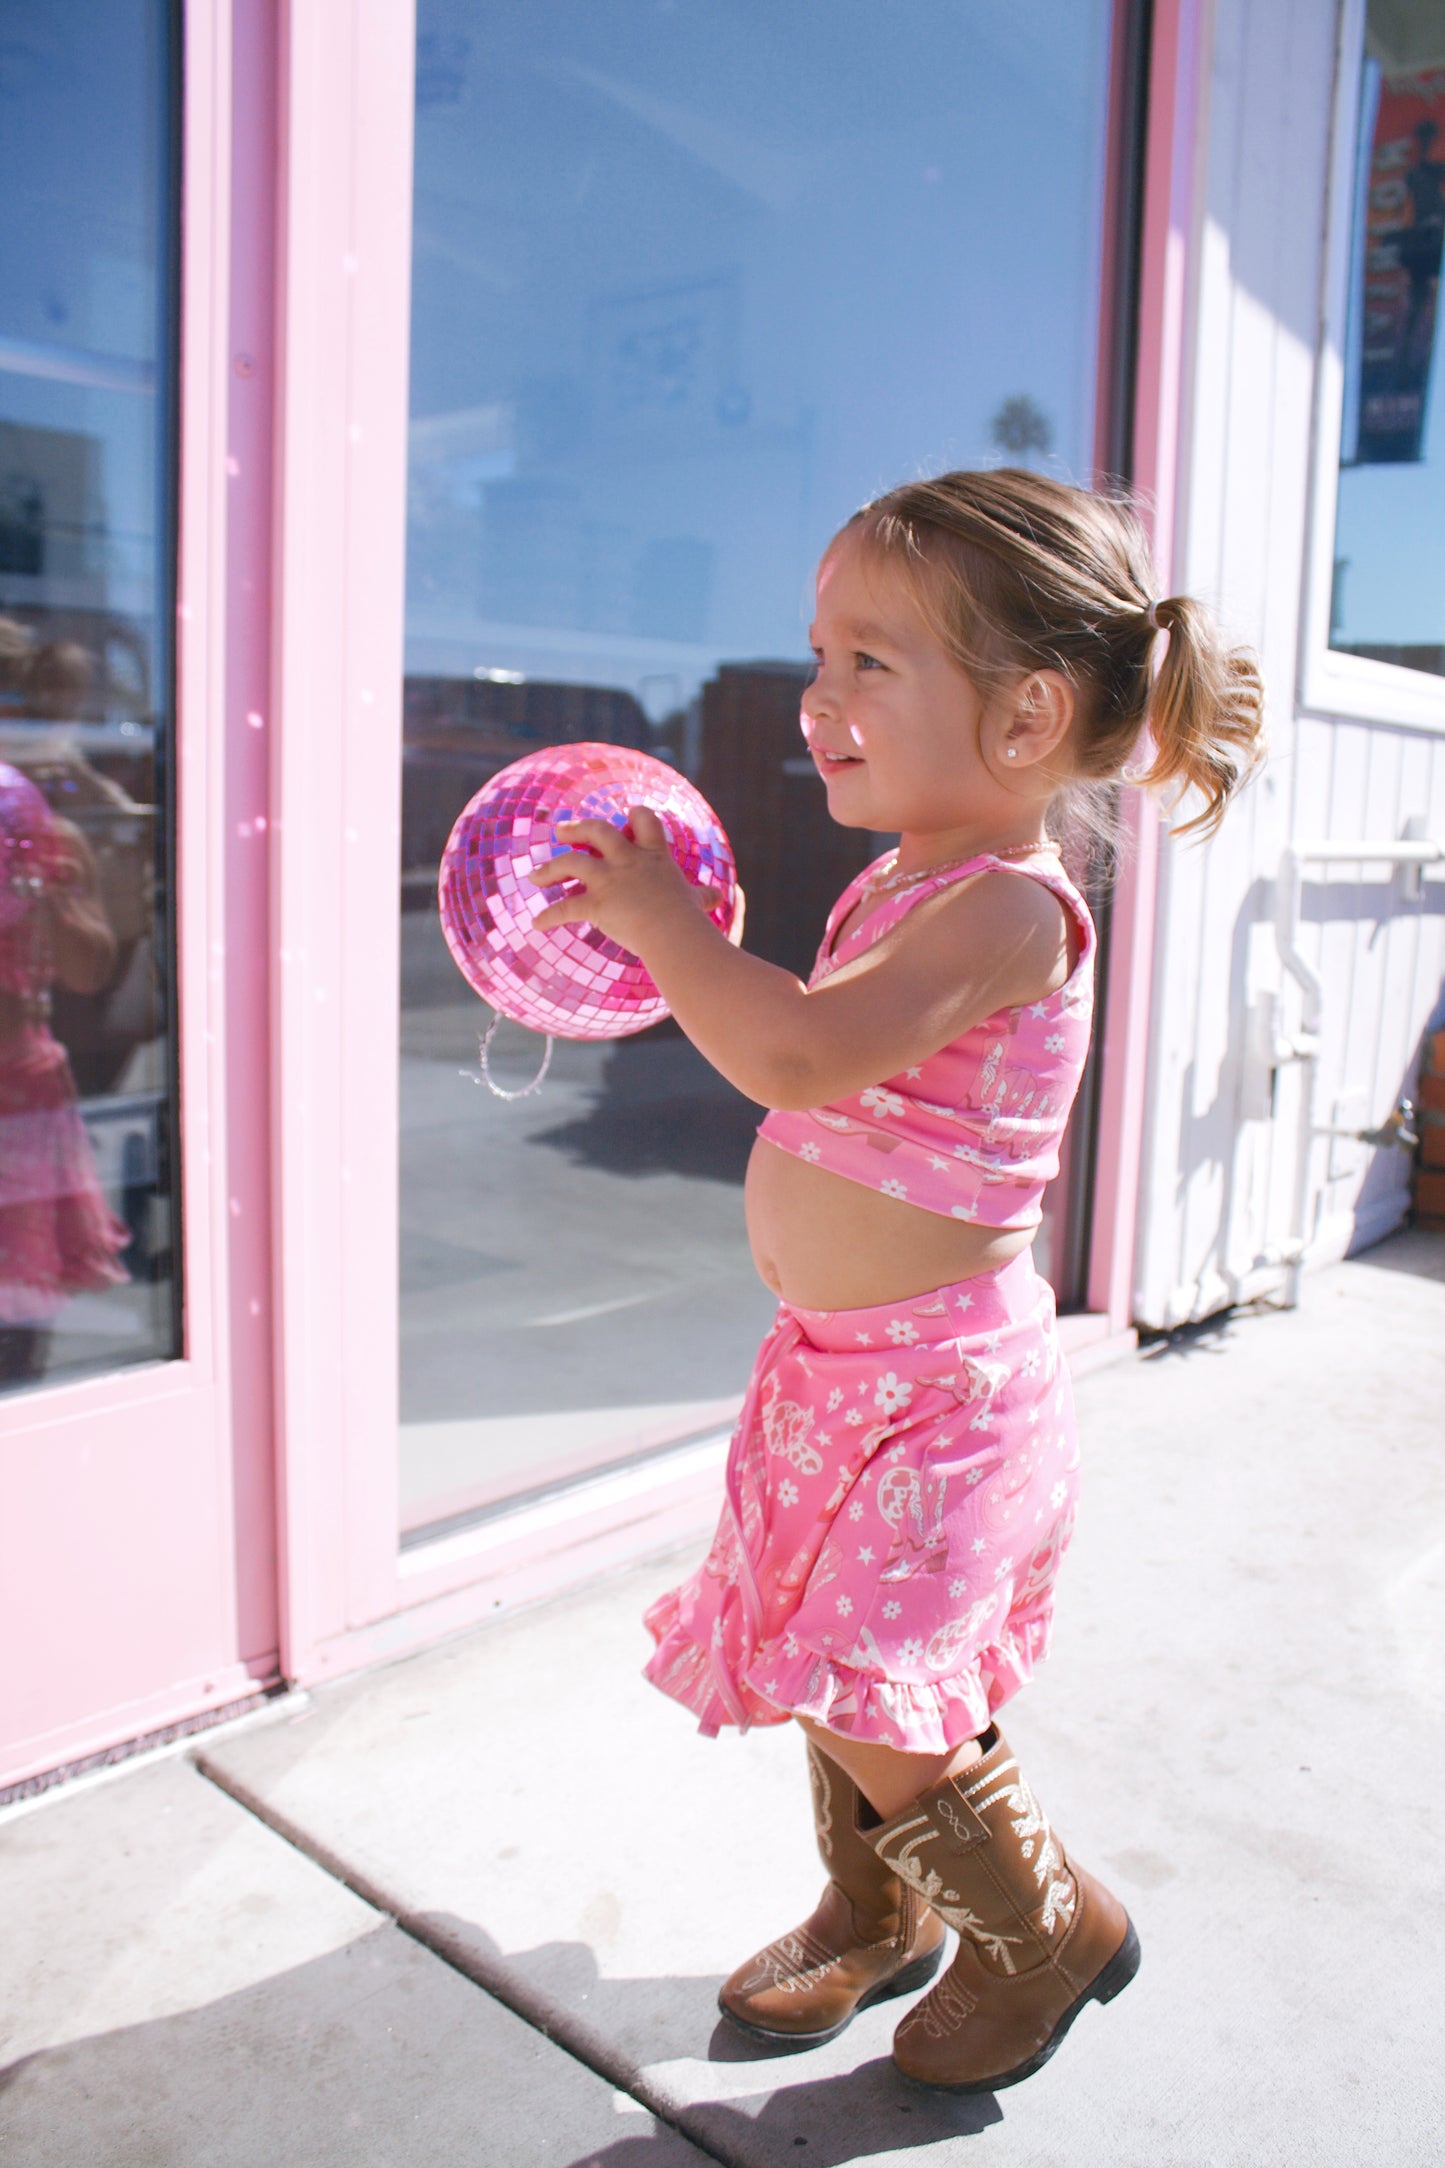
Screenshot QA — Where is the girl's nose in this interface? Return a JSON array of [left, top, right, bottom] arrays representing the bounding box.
[[801, 674, 836, 735]]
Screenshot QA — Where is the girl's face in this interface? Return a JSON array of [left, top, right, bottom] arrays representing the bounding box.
[[801, 531, 1011, 839]]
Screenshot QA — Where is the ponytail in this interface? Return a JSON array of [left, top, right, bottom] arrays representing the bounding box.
[[1138, 596, 1266, 838], [851, 468, 1267, 847]]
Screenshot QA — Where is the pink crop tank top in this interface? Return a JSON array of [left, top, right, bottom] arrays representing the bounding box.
[[756, 850, 1096, 1230]]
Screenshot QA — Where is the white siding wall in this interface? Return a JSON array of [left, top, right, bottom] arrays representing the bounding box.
[[1133, 0, 1445, 1328]]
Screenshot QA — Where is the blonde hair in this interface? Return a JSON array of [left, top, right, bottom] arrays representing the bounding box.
[[845, 468, 1265, 840]]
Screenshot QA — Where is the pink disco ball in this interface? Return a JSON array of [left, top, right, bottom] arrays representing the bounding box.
[[0, 763, 59, 931], [438, 742, 739, 1040]]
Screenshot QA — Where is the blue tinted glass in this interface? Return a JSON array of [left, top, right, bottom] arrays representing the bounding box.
[[0, 2, 180, 1390], [400, 0, 1113, 1533], [1331, 16, 1445, 676]]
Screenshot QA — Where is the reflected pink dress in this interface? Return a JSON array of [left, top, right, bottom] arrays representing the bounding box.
[[0, 774, 129, 1327]]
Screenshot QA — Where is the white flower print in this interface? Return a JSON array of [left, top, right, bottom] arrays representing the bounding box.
[[1044, 1032, 1066, 1053], [847, 1500, 865, 1521], [875, 1372, 913, 1418], [777, 1478, 799, 1508], [964, 1468, 985, 1486], [844, 1408, 864, 1428], [949, 1576, 970, 1598], [880, 1178, 909, 1200], [860, 1086, 906, 1119], [858, 1546, 876, 1564], [899, 1638, 924, 1665], [836, 1594, 854, 1617], [1020, 1349, 1041, 1377], [882, 1599, 903, 1620], [783, 1632, 800, 1656], [992, 1558, 1013, 1582], [799, 1140, 822, 1162], [887, 1441, 909, 1461], [886, 1317, 919, 1345], [827, 1387, 845, 1411], [1051, 1480, 1067, 1508], [969, 1409, 995, 1431]]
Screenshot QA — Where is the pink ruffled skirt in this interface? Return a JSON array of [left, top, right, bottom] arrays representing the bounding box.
[[644, 1251, 1078, 1753]]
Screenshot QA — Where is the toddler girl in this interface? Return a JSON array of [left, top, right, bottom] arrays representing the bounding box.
[[530, 468, 1263, 2094]]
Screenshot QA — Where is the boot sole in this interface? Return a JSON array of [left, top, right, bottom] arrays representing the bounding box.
[[898, 1915, 1142, 2096], [717, 1941, 947, 2051]]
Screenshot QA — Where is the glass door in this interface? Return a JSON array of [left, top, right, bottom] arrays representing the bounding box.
[[398, 0, 1118, 1541], [0, 1, 180, 1391], [0, 0, 272, 1792]]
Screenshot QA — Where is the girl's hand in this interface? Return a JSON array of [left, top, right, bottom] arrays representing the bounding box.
[[526, 804, 720, 953]]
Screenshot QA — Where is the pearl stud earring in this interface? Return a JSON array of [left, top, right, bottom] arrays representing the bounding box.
[[1005, 745, 1019, 759]]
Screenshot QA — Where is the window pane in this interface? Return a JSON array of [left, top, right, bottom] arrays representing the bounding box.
[[1331, 8, 1445, 676], [401, 0, 1113, 1535], [0, 1, 180, 1390]]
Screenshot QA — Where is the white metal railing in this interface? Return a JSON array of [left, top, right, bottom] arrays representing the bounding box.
[[1273, 835, 1444, 1304]]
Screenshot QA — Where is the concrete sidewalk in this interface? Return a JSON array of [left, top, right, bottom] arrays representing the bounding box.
[[3, 1231, 1443, 2166]]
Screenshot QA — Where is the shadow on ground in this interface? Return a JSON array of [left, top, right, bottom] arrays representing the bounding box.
[[0, 1913, 1003, 2168], [1349, 1224, 1445, 1283], [532, 1090, 760, 1183], [418, 1912, 1003, 2165]]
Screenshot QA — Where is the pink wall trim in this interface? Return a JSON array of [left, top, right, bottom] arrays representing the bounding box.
[[270, 0, 416, 1679], [1086, 0, 1202, 1328], [226, 0, 282, 1674]]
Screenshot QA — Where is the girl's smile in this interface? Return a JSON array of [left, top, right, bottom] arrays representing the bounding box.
[[801, 532, 997, 841], [799, 530, 1069, 867]]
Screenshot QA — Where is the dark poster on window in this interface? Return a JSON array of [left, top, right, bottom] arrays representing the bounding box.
[[1354, 67, 1445, 464]]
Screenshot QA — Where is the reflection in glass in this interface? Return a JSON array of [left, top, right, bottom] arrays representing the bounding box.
[[0, 1, 179, 1388], [1331, 4, 1445, 676], [401, 0, 1113, 1534]]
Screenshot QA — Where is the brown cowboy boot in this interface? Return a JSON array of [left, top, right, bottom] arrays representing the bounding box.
[[869, 1726, 1139, 2091], [717, 1741, 946, 2045]]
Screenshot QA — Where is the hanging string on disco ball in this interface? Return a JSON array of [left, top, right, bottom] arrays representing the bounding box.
[[438, 742, 740, 1098]]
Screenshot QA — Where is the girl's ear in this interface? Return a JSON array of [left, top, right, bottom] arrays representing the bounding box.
[[990, 670, 1075, 772]]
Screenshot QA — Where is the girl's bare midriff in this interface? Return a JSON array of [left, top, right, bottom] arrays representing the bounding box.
[[745, 1133, 1032, 1311]]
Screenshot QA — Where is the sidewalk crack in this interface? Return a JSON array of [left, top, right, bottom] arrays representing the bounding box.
[[192, 1751, 733, 2165]]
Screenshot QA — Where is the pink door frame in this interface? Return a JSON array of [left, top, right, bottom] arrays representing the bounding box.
[[0, 0, 280, 1792], [1080, 0, 1202, 1346], [263, 0, 1206, 1688]]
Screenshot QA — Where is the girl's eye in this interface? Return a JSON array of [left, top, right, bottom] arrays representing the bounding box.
[[855, 651, 883, 671]]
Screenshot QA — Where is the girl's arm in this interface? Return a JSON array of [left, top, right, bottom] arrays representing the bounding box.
[[46, 818, 116, 996], [528, 809, 1071, 1109]]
